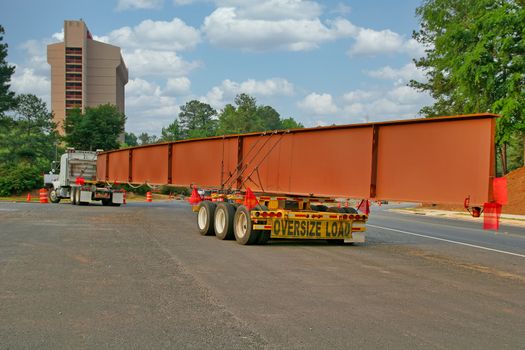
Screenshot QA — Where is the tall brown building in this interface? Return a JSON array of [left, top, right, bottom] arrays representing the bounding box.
[[47, 20, 128, 134]]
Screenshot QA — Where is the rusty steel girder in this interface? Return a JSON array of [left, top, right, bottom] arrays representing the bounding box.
[[97, 113, 497, 206]]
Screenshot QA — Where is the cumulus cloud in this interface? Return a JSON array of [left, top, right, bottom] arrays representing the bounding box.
[[215, 0, 322, 20], [165, 77, 192, 95], [298, 93, 338, 115], [341, 86, 432, 122], [123, 49, 200, 77], [126, 78, 181, 134], [10, 67, 51, 105], [366, 62, 427, 83], [348, 28, 425, 57], [202, 7, 357, 51], [116, 0, 164, 11], [98, 18, 201, 51], [202, 78, 294, 108]]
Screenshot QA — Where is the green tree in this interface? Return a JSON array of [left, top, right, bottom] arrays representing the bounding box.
[[160, 120, 182, 141], [0, 94, 59, 195], [124, 132, 138, 147], [0, 25, 16, 116], [410, 0, 525, 173], [178, 100, 217, 138], [64, 104, 125, 151], [138, 132, 157, 145], [217, 93, 303, 135], [280, 117, 304, 129]]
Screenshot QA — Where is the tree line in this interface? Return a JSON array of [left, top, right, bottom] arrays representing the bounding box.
[[124, 94, 303, 147]]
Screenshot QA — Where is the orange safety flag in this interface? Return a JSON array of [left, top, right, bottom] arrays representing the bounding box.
[[244, 187, 258, 210], [357, 199, 370, 215], [493, 177, 508, 205], [483, 202, 502, 230], [188, 187, 202, 205]]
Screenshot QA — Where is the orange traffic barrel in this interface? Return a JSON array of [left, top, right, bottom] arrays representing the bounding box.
[[146, 191, 152, 202], [39, 188, 48, 204]]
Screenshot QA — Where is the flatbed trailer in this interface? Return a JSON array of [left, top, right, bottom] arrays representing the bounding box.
[[96, 113, 499, 244]]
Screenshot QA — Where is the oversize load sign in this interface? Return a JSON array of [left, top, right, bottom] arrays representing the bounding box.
[[272, 220, 352, 238]]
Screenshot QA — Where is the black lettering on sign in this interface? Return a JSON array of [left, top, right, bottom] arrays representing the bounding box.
[[309, 221, 316, 236], [300, 221, 307, 236], [344, 223, 351, 237], [274, 220, 281, 236], [331, 222, 338, 237], [293, 221, 300, 236], [315, 221, 321, 237]]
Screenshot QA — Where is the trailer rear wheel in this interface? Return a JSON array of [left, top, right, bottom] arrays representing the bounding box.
[[197, 201, 216, 236], [233, 205, 259, 245], [214, 202, 235, 240], [48, 188, 60, 204]]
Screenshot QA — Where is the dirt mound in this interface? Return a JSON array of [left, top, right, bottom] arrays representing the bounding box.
[[504, 166, 525, 215], [425, 166, 525, 215]]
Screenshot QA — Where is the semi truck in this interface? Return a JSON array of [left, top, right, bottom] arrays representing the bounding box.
[[44, 149, 124, 206]]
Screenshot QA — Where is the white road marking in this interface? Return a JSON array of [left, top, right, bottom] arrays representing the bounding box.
[[368, 224, 525, 258]]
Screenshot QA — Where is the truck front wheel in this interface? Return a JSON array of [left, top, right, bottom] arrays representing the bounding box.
[[233, 205, 260, 245], [197, 201, 216, 236], [48, 188, 61, 204]]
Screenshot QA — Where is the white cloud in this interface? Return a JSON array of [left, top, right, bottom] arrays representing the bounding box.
[[165, 77, 191, 95], [216, 0, 322, 20], [202, 7, 357, 51], [125, 78, 180, 134], [348, 29, 424, 57], [10, 67, 51, 105], [116, 0, 164, 11], [342, 89, 377, 103], [366, 62, 426, 83], [298, 93, 338, 115], [202, 78, 294, 108], [123, 49, 200, 78], [98, 18, 201, 51], [341, 86, 432, 122]]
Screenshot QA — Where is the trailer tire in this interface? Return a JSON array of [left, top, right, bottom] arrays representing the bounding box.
[[233, 205, 259, 245], [197, 201, 216, 236], [48, 188, 61, 204], [214, 202, 235, 240]]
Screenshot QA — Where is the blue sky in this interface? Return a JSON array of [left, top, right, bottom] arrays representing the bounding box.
[[1, 0, 432, 135]]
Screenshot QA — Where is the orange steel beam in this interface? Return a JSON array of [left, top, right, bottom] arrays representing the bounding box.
[[97, 113, 498, 206]]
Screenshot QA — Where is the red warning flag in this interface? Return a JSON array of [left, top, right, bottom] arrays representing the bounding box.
[[357, 199, 370, 215], [493, 177, 508, 205], [244, 187, 258, 210], [483, 202, 502, 230], [188, 187, 202, 205], [75, 177, 85, 185]]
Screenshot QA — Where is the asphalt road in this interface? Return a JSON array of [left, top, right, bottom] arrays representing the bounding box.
[[1, 200, 524, 349]]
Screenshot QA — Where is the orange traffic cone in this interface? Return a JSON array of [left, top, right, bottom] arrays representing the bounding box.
[[26, 193, 32, 202], [39, 188, 48, 204], [123, 190, 127, 205]]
